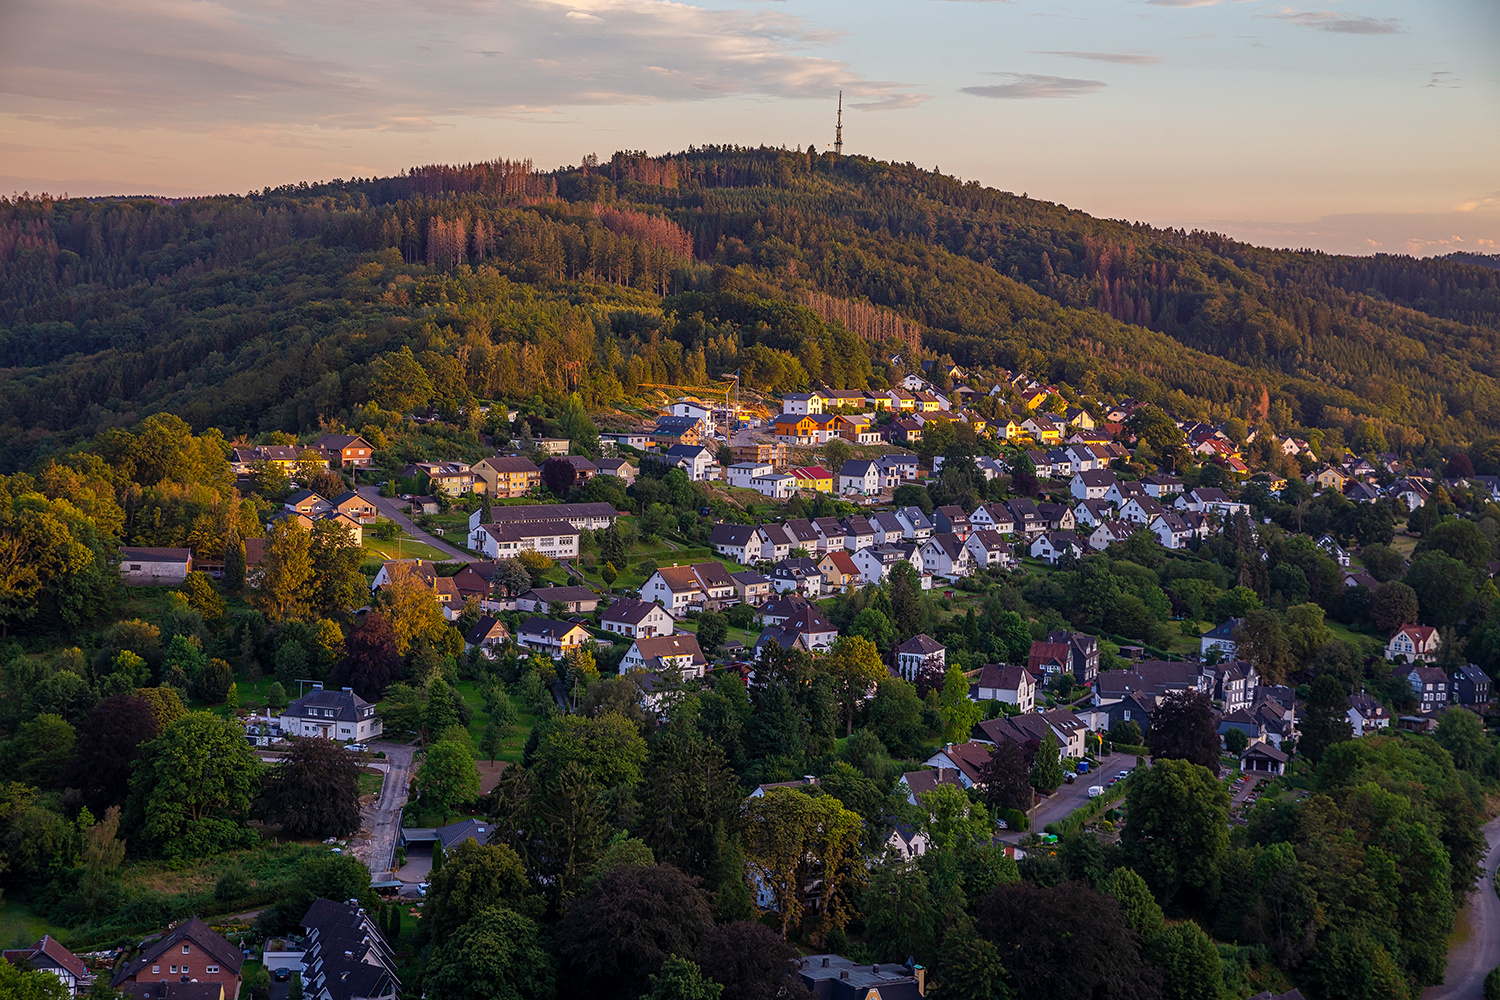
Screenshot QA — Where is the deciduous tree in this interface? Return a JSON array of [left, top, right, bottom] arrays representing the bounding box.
[[259, 736, 361, 839], [127, 711, 262, 858], [1122, 758, 1229, 909], [1147, 690, 1221, 771]]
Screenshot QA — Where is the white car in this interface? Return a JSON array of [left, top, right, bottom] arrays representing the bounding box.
[[1088, 785, 1105, 798], [346, 743, 368, 753]]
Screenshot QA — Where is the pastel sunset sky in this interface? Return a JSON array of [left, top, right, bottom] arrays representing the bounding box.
[[1, 0, 1495, 255]]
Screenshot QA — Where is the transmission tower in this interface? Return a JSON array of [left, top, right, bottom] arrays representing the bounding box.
[[834, 91, 843, 156]]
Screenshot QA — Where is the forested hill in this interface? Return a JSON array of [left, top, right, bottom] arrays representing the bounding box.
[[2, 147, 1499, 470]]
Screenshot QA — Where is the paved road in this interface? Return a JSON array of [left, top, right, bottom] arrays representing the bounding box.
[[997, 755, 1142, 843], [356, 485, 474, 562], [1424, 816, 1500, 1000], [355, 742, 416, 880]]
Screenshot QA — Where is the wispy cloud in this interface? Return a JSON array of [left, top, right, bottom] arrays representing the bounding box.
[[1263, 9, 1402, 34], [1035, 50, 1161, 65], [1457, 192, 1500, 213], [1147, 0, 1231, 7], [962, 73, 1106, 99], [849, 93, 932, 111], [1426, 70, 1458, 89]]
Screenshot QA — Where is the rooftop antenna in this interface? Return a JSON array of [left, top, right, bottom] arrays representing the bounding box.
[[834, 91, 844, 156]]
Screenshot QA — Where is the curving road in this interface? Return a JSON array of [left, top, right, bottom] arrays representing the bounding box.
[[1424, 815, 1500, 1000], [356, 485, 474, 562]]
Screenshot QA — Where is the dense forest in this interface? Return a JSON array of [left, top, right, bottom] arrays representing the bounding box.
[[2, 148, 1500, 470]]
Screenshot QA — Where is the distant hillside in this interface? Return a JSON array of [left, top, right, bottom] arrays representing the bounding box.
[[1, 148, 1498, 470]]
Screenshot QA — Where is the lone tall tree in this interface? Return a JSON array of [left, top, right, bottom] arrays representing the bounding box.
[[259, 736, 362, 839]]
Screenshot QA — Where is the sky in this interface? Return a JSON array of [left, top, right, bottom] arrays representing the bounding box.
[[1, 0, 1496, 257]]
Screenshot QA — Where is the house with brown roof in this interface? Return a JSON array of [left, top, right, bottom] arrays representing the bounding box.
[[1387, 625, 1440, 664], [640, 562, 736, 613], [514, 585, 602, 615], [973, 664, 1036, 712], [314, 433, 376, 468], [895, 635, 945, 682], [920, 741, 994, 788], [464, 616, 510, 655], [471, 455, 541, 497], [4, 936, 94, 995], [600, 598, 677, 639], [623, 633, 707, 677], [817, 550, 861, 591], [896, 766, 967, 806], [111, 917, 243, 999]]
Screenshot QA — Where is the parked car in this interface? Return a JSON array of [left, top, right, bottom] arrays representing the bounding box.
[[1088, 785, 1105, 798], [346, 743, 368, 753], [1063, 772, 1076, 784], [273, 969, 290, 982]]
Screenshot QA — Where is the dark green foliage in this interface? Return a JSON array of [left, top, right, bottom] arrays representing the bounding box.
[[423, 905, 556, 1000], [1146, 690, 1221, 771], [258, 736, 362, 839], [697, 921, 808, 1000]]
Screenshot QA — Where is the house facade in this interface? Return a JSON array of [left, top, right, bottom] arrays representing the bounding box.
[[119, 547, 193, 585], [111, 918, 243, 999], [1386, 625, 1440, 663], [279, 687, 383, 742]]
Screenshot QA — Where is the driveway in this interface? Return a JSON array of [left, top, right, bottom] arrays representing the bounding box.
[[351, 742, 416, 879], [1424, 815, 1500, 1000], [356, 486, 473, 562]]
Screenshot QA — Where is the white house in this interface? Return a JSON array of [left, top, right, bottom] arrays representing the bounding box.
[[600, 598, 677, 639], [1201, 618, 1242, 659], [516, 617, 593, 658], [973, 664, 1036, 712], [1119, 496, 1166, 526], [118, 547, 193, 585], [726, 462, 773, 490], [1150, 512, 1195, 550], [1386, 625, 1440, 663], [622, 633, 707, 678], [896, 635, 946, 681], [894, 506, 934, 540], [1070, 470, 1117, 501], [279, 687, 383, 742], [670, 399, 716, 436], [1089, 520, 1136, 551], [838, 459, 882, 496], [751, 472, 797, 498], [919, 533, 972, 579], [781, 392, 825, 415], [1176, 488, 1249, 519], [469, 520, 581, 560], [964, 529, 1015, 570], [1031, 531, 1084, 565], [666, 444, 717, 481], [710, 523, 767, 563], [1346, 693, 1391, 737], [877, 454, 919, 481], [969, 502, 1016, 535]]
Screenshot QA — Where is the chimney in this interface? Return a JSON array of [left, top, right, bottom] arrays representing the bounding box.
[[821, 958, 829, 968], [840, 970, 848, 980], [913, 965, 926, 995]]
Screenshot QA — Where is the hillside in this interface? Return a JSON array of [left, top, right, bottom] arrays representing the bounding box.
[[2, 148, 1499, 469]]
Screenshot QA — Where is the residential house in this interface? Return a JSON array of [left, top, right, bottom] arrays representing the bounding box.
[[1142, 474, 1184, 498], [1038, 631, 1100, 683], [298, 898, 399, 1000], [1072, 499, 1114, 530], [1150, 511, 1196, 550], [850, 544, 920, 587], [1450, 664, 1491, 706], [515, 585, 602, 615], [876, 454, 919, 481], [284, 489, 331, 516], [1346, 693, 1391, 737], [314, 433, 376, 468], [1089, 520, 1136, 552], [838, 459, 882, 496], [964, 529, 1014, 570], [472, 455, 541, 497], [1006, 498, 1047, 536], [1094, 660, 1209, 704], [623, 633, 707, 678], [783, 518, 823, 553], [558, 455, 599, 482], [973, 664, 1036, 712], [600, 598, 676, 639], [841, 515, 877, 552], [1201, 618, 1243, 659], [1071, 469, 1118, 501], [1176, 487, 1249, 519], [758, 523, 796, 561], [118, 547, 193, 585], [897, 767, 967, 806], [1386, 625, 1440, 663], [408, 462, 475, 495], [727, 461, 773, 490], [794, 956, 925, 1000], [817, 550, 861, 591], [709, 523, 768, 563], [731, 570, 774, 606], [592, 457, 636, 485], [894, 506, 934, 540], [329, 490, 377, 523], [931, 505, 972, 537], [536, 438, 570, 456], [1389, 478, 1430, 511], [974, 710, 1088, 760], [773, 414, 819, 444], [469, 520, 581, 560], [920, 741, 994, 788], [1213, 660, 1257, 713], [642, 564, 711, 613], [870, 510, 907, 545], [1406, 665, 1450, 712], [1119, 495, 1166, 526], [886, 417, 924, 445], [768, 557, 823, 597], [110, 917, 243, 999], [665, 444, 717, 481], [895, 635, 945, 682], [3, 937, 94, 996], [279, 686, 383, 742], [969, 502, 1016, 535], [516, 617, 592, 659], [780, 392, 825, 415], [790, 466, 835, 493], [464, 616, 510, 655], [1030, 531, 1083, 565], [653, 415, 703, 447], [669, 398, 717, 435], [1036, 501, 1075, 531], [1316, 534, 1351, 568], [1311, 466, 1350, 492], [1103, 479, 1147, 507], [753, 605, 839, 656], [600, 430, 653, 451], [813, 518, 849, 553], [919, 533, 972, 579], [733, 442, 789, 469], [834, 414, 881, 444], [472, 501, 621, 532]]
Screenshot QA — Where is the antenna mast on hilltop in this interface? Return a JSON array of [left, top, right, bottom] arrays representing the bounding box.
[[834, 91, 843, 156]]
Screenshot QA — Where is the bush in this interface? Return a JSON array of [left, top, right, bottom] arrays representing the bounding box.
[[215, 863, 251, 903], [1485, 966, 1500, 1000], [1001, 808, 1029, 832]]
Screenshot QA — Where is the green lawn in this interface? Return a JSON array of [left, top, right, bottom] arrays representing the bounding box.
[[359, 771, 384, 797], [0, 901, 65, 950], [452, 679, 537, 762], [362, 534, 455, 564]]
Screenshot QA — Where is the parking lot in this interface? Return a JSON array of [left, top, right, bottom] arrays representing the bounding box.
[[996, 753, 1144, 843]]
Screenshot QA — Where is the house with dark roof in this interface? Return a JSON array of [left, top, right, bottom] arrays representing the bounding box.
[[973, 664, 1036, 712], [896, 766, 967, 806], [1241, 742, 1289, 776], [623, 633, 707, 677], [279, 687, 382, 742], [111, 918, 243, 999], [895, 635, 945, 682], [731, 570, 774, 606], [1345, 692, 1391, 737], [119, 547, 193, 585], [919, 532, 971, 579], [516, 617, 592, 659], [1201, 618, 1243, 659], [470, 455, 542, 497], [120, 985, 224, 1000], [599, 597, 676, 639], [710, 523, 768, 563], [4, 936, 94, 995], [920, 741, 993, 788], [1030, 531, 1083, 565], [299, 898, 399, 1000], [399, 818, 493, 854], [794, 955, 924, 1000], [514, 585, 602, 615], [1451, 664, 1491, 706], [464, 616, 510, 655], [753, 606, 838, 657], [1406, 665, 1450, 712]]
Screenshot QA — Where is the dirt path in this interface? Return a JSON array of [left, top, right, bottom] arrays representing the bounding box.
[[349, 742, 416, 879]]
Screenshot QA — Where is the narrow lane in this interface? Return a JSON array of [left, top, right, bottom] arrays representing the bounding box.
[[1424, 815, 1500, 1000], [355, 741, 416, 880], [356, 485, 474, 562]]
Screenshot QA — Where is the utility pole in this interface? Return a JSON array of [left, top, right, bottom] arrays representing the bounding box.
[[834, 91, 843, 156]]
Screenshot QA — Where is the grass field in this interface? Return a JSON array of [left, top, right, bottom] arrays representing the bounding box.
[[0, 901, 65, 950], [362, 534, 455, 564]]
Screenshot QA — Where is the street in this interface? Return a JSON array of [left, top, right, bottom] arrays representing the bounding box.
[[997, 754, 1143, 843], [350, 741, 416, 880], [1423, 815, 1500, 1000], [355, 485, 474, 562]]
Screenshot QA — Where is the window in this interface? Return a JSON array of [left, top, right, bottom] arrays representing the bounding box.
[[152, 966, 160, 975], [182, 945, 191, 955], [181, 966, 189, 975], [206, 966, 219, 974], [171, 966, 178, 974]]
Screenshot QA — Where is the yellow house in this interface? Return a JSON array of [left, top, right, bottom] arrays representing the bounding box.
[[914, 391, 944, 412], [864, 395, 894, 411], [791, 466, 834, 492], [1002, 418, 1025, 441], [1021, 415, 1063, 444], [958, 412, 988, 435], [1065, 407, 1097, 430], [1313, 466, 1350, 491], [889, 390, 917, 411], [1021, 389, 1050, 410]]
